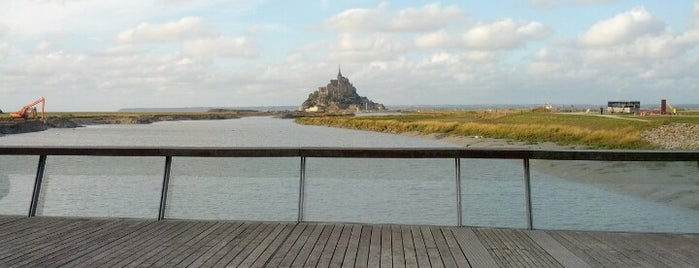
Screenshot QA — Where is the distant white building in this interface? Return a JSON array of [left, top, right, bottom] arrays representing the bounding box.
[[607, 101, 640, 114], [304, 106, 322, 112]]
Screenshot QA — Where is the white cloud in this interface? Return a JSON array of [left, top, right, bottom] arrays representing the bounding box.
[[325, 2, 463, 32], [531, 0, 618, 9], [415, 19, 550, 50], [579, 7, 665, 47], [415, 30, 460, 49], [35, 41, 53, 52], [389, 3, 463, 31], [325, 3, 386, 32], [577, 6, 699, 63], [0, 0, 156, 37], [464, 19, 550, 50], [328, 34, 408, 62], [0, 43, 9, 61], [182, 36, 259, 59], [116, 17, 215, 43]]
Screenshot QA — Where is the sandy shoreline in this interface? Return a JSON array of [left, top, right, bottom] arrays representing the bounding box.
[[409, 132, 699, 211]]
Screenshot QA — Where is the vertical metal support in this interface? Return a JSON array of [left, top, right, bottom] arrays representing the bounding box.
[[158, 156, 173, 221], [455, 157, 462, 227], [28, 155, 47, 217], [298, 156, 306, 223], [523, 158, 533, 230]]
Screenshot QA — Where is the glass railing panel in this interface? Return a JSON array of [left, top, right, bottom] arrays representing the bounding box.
[[531, 160, 699, 233], [305, 158, 455, 225], [167, 157, 298, 221], [0, 156, 38, 215], [460, 159, 527, 229], [37, 156, 162, 218]]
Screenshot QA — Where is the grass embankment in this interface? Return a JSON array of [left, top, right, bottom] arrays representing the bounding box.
[[296, 110, 699, 149]]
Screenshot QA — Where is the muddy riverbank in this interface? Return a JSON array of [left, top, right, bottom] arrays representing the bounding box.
[[0, 111, 282, 136]]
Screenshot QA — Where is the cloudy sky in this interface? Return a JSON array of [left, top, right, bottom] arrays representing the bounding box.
[[1, 0, 698, 111]]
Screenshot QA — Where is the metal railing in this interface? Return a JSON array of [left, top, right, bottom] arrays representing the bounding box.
[[1, 146, 698, 230]]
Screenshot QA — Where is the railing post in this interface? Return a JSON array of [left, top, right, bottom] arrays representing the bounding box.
[[28, 155, 47, 217], [158, 156, 173, 221], [523, 158, 533, 230], [298, 156, 306, 223], [455, 157, 462, 227]]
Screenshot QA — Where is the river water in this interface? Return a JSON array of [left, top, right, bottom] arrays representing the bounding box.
[[1, 117, 697, 233]]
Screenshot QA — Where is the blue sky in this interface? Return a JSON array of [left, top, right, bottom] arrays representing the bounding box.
[[1, 0, 698, 111]]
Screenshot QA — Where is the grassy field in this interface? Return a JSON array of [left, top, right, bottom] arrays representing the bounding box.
[[296, 110, 699, 149]]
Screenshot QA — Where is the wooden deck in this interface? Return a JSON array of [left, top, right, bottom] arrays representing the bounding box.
[[0, 216, 697, 267]]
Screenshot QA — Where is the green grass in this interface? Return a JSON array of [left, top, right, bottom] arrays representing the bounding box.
[[296, 110, 699, 149]]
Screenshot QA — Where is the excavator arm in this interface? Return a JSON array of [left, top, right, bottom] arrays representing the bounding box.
[[10, 97, 45, 120]]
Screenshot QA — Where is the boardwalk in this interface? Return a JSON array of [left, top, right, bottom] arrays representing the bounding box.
[[0, 217, 698, 267]]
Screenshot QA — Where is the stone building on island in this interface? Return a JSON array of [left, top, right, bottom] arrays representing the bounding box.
[[301, 67, 385, 112]]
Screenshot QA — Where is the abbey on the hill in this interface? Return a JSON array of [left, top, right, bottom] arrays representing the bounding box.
[[301, 67, 385, 112]]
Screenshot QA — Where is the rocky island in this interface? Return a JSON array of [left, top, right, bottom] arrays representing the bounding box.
[[301, 68, 385, 112]]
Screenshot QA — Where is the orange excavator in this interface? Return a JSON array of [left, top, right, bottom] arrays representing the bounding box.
[[10, 97, 46, 121]]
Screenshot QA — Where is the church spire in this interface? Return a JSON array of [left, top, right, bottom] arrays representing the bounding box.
[[337, 65, 342, 78]]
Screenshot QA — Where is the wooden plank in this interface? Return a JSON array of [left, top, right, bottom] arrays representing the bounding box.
[[441, 227, 471, 268], [262, 223, 308, 267], [391, 225, 405, 268], [411, 226, 431, 268], [108, 221, 202, 267], [0, 218, 88, 258], [473, 229, 508, 267], [1, 219, 92, 263], [303, 223, 335, 267], [185, 222, 250, 267], [63, 220, 161, 267], [130, 221, 216, 267], [492, 229, 530, 268], [401, 226, 418, 268], [213, 222, 276, 267], [591, 232, 670, 268], [367, 225, 382, 268], [380, 224, 392, 268], [36, 219, 153, 267], [317, 224, 345, 268], [352, 225, 372, 268], [250, 223, 297, 268], [341, 224, 362, 268], [92, 220, 190, 268], [170, 221, 244, 267], [430, 227, 457, 268], [550, 231, 605, 267], [329, 224, 353, 267], [155, 221, 227, 267], [0, 217, 66, 238], [451, 228, 499, 268], [499, 228, 561, 268], [0, 216, 21, 226], [233, 223, 288, 267], [421, 226, 445, 268], [275, 223, 317, 267], [630, 233, 699, 266], [3, 218, 699, 268], [289, 223, 325, 268], [8, 219, 126, 267], [528, 230, 591, 268]]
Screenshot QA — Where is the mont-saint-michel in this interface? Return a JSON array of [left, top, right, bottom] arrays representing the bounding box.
[[301, 68, 385, 112]]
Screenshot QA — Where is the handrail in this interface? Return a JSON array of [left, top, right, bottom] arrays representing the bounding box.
[[1, 146, 698, 161], [2, 146, 698, 231]]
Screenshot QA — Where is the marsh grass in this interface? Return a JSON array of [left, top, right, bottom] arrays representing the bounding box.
[[296, 110, 699, 149]]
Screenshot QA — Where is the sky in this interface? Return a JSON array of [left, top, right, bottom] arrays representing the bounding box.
[[1, 0, 698, 111]]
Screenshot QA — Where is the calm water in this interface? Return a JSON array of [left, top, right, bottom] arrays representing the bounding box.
[[1, 117, 698, 233]]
